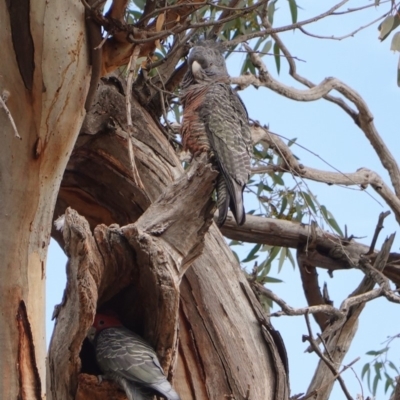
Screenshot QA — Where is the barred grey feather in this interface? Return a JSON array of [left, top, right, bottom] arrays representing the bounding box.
[[95, 327, 180, 400], [216, 174, 230, 226], [181, 43, 252, 226]]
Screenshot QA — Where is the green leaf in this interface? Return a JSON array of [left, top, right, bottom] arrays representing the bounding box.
[[366, 364, 371, 391], [361, 363, 370, 379], [273, 41, 281, 74], [374, 362, 382, 377], [261, 40, 272, 55], [240, 57, 250, 75], [242, 243, 262, 263], [287, 249, 295, 268], [320, 205, 329, 220], [268, 0, 276, 25], [263, 276, 283, 283], [397, 56, 400, 87], [384, 373, 393, 393], [287, 137, 297, 147], [127, 10, 142, 23], [390, 31, 400, 51], [328, 217, 343, 236], [173, 104, 181, 123], [288, 0, 298, 24], [271, 173, 284, 186], [279, 196, 288, 216], [253, 37, 264, 52], [268, 246, 281, 263], [388, 361, 399, 373], [132, 0, 145, 10], [367, 347, 388, 356], [278, 247, 287, 272], [379, 15, 399, 41], [302, 192, 317, 213], [259, 258, 272, 278], [372, 373, 380, 395], [136, 56, 147, 65]]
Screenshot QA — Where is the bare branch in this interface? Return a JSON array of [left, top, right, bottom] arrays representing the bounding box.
[[225, 0, 351, 47], [252, 19, 400, 198], [250, 125, 400, 224], [298, 11, 389, 41], [302, 313, 354, 400], [366, 210, 391, 255]]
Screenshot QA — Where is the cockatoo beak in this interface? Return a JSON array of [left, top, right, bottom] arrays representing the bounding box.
[[191, 60, 202, 77], [87, 326, 96, 342]]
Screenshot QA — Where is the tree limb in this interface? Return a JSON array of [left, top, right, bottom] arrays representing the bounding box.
[[241, 20, 400, 198]]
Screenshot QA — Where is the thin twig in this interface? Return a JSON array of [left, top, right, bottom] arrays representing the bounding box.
[[260, 17, 400, 198], [126, 45, 141, 128], [0, 91, 21, 140], [365, 211, 391, 256], [302, 312, 354, 400], [298, 12, 389, 41], [94, 32, 110, 50], [225, 0, 350, 46]]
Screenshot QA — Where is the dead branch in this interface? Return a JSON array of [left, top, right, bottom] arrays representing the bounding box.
[[251, 231, 397, 348], [302, 313, 354, 400], [366, 210, 391, 255], [298, 11, 389, 41], [250, 125, 400, 223], [297, 256, 330, 333], [225, 0, 351, 47], [218, 211, 400, 286], [245, 18, 400, 199]]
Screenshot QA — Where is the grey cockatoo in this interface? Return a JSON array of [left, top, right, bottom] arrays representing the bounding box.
[[181, 42, 252, 226], [89, 313, 180, 400]]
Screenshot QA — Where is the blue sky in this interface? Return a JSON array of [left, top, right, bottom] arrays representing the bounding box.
[[47, 1, 400, 398]]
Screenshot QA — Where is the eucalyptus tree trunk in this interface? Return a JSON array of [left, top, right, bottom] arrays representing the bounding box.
[[0, 1, 90, 398]]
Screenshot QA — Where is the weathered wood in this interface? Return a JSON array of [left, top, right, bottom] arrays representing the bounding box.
[[220, 213, 400, 287], [48, 156, 216, 400], [51, 78, 288, 400], [306, 234, 396, 400]]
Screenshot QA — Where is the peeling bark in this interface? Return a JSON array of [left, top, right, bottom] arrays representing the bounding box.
[[0, 0, 90, 397], [17, 301, 42, 400], [49, 78, 289, 399]]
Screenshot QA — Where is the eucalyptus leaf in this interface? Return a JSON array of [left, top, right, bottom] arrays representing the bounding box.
[[379, 15, 396, 41], [390, 31, 400, 51], [288, 0, 298, 24], [261, 40, 272, 55], [274, 41, 281, 74], [397, 56, 400, 87]]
